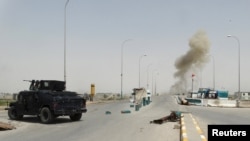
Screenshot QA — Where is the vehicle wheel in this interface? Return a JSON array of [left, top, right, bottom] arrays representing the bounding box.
[[40, 107, 54, 124], [8, 107, 23, 120], [69, 113, 82, 121]]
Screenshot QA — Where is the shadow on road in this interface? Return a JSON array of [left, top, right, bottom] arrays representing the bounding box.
[[8, 116, 82, 124]]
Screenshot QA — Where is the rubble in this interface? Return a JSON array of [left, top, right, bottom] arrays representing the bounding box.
[[0, 121, 16, 130]]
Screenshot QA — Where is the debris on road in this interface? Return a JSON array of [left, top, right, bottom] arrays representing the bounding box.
[[121, 110, 131, 114], [179, 97, 189, 105], [105, 111, 111, 115], [0, 121, 16, 130]]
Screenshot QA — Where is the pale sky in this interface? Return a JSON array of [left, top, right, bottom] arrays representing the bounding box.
[[1, 0, 250, 95]]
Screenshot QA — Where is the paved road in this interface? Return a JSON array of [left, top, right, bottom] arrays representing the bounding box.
[[177, 99, 250, 141], [0, 94, 180, 141], [186, 104, 250, 139]]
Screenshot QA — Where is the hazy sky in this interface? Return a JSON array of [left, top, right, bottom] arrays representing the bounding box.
[[1, 0, 250, 95]]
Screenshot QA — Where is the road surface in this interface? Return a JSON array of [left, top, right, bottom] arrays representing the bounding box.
[[0, 94, 180, 141]]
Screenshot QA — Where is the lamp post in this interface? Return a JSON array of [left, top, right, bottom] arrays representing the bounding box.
[[210, 55, 215, 90], [154, 72, 159, 96], [152, 69, 158, 95], [121, 39, 132, 99], [64, 0, 69, 89], [227, 35, 240, 107], [64, 0, 69, 90], [147, 63, 153, 90], [191, 73, 195, 98], [139, 54, 147, 88]]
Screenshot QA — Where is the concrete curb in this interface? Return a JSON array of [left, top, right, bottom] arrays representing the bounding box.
[[180, 113, 207, 141], [180, 113, 188, 141]]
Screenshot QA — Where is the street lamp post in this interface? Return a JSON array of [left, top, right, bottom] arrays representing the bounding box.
[[64, 0, 69, 89], [147, 63, 152, 90], [192, 75, 194, 97], [139, 55, 147, 88], [212, 56, 215, 90], [191, 73, 195, 98], [154, 72, 159, 95], [227, 35, 240, 107], [152, 69, 158, 95], [210, 55, 215, 90], [121, 39, 132, 99]]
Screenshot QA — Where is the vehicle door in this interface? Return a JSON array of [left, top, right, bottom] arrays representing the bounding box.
[[22, 92, 31, 114], [15, 93, 25, 115], [26, 92, 40, 114]]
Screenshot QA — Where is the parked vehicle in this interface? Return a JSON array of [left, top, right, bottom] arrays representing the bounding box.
[[5, 80, 87, 124]]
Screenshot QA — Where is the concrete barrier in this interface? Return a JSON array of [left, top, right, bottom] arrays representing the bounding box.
[[176, 96, 250, 108], [207, 99, 236, 107], [239, 100, 250, 108], [185, 98, 202, 105]]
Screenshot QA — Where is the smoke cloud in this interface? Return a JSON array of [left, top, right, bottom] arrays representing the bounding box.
[[170, 30, 211, 94]]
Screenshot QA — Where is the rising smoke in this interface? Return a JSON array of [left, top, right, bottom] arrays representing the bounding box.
[[170, 30, 211, 94]]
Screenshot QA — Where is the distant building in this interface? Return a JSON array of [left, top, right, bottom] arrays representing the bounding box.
[[235, 92, 250, 100], [189, 88, 228, 99]]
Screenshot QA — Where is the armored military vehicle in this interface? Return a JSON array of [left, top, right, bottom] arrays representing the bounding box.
[[5, 80, 87, 124]]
